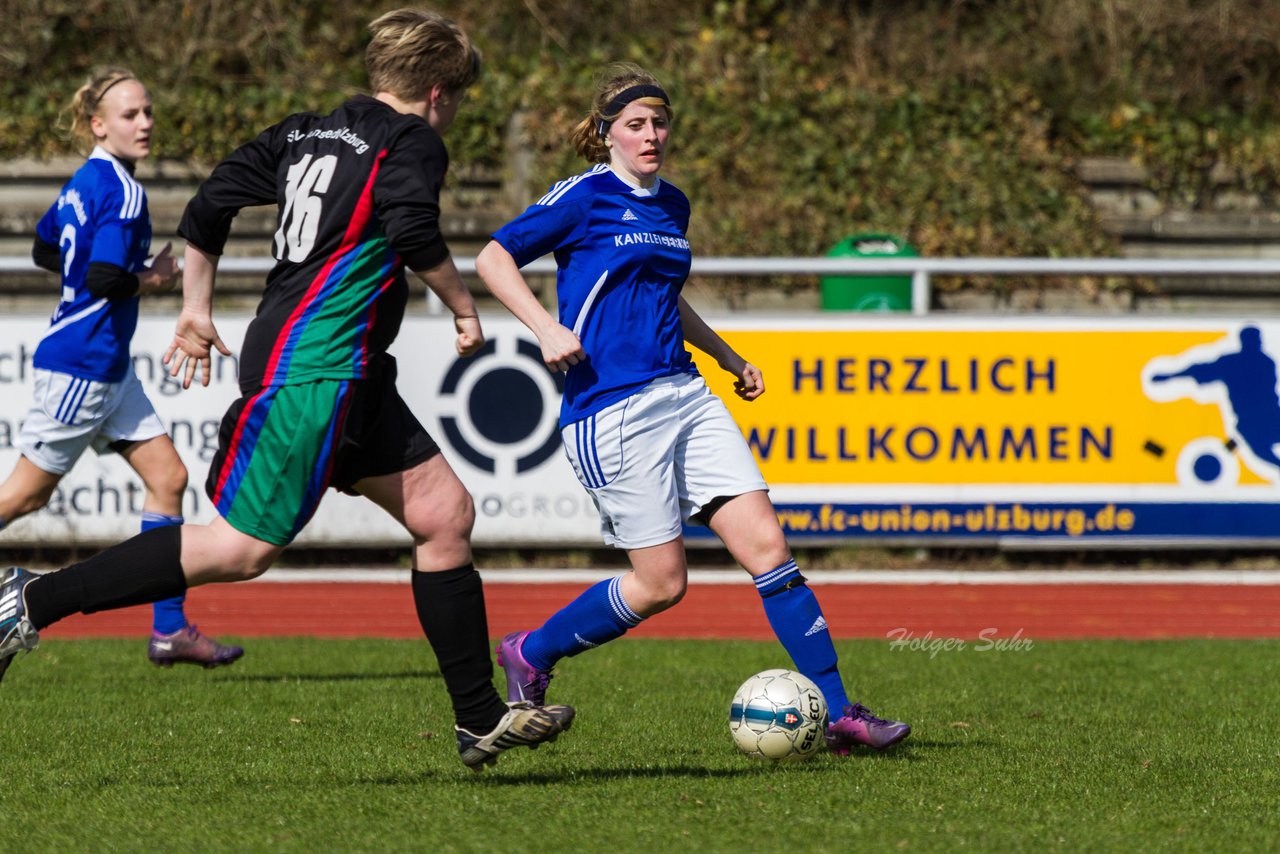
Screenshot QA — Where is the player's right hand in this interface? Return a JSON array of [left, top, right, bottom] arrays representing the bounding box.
[[538, 323, 585, 372], [164, 309, 232, 388], [455, 314, 484, 357]]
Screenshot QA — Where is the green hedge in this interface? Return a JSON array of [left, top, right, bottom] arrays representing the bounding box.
[[6, 0, 1278, 281]]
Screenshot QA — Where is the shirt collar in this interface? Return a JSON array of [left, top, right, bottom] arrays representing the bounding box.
[[89, 145, 136, 175], [609, 165, 662, 197]]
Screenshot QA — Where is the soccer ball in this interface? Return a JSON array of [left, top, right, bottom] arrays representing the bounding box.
[[729, 668, 829, 762]]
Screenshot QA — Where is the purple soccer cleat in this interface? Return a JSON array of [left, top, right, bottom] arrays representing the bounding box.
[[148, 625, 244, 669], [826, 703, 911, 753], [495, 630, 553, 706]]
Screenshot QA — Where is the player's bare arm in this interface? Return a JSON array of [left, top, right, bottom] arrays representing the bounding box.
[[475, 239, 584, 372], [164, 243, 231, 388], [677, 296, 764, 400], [414, 255, 485, 357]]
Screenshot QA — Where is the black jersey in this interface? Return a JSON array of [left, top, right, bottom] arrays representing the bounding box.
[[179, 95, 450, 391]]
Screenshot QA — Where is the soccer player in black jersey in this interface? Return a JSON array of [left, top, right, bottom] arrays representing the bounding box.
[[0, 8, 573, 772]]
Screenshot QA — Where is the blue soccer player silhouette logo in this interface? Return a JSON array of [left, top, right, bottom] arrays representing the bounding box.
[[1146, 325, 1280, 483]]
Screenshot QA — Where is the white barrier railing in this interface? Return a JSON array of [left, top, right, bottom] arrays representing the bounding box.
[[6, 256, 1280, 316]]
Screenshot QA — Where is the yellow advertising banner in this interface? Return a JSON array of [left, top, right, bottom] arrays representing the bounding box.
[[703, 321, 1272, 487], [687, 319, 1280, 543]]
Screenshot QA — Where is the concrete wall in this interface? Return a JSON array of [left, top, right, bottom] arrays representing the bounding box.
[[4, 155, 1279, 316]]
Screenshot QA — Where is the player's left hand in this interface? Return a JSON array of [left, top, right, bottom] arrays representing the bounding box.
[[165, 308, 232, 388], [734, 363, 765, 401], [455, 314, 484, 357], [138, 243, 180, 294]]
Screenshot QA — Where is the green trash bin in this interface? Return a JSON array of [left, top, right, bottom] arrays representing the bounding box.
[[820, 233, 918, 311]]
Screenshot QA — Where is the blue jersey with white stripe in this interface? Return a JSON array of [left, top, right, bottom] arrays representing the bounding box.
[[33, 146, 150, 382], [493, 165, 696, 424]]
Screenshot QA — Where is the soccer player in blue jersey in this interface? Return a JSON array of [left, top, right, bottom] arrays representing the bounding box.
[[476, 63, 911, 752], [0, 69, 242, 668]]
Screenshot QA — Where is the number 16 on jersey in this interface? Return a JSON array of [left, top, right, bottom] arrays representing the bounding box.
[[273, 153, 337, 262]]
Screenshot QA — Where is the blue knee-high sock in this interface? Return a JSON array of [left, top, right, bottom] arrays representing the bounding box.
[[143, 512, 188, 635], [521, 576, 643, 671], [756, 559, 851, 717]]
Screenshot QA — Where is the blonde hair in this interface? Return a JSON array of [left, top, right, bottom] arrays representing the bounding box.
[[570, 63, 673, 164], [69, 68, 139, 145], [366, 9, 481, 101]]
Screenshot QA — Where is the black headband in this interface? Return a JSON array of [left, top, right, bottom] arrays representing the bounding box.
[[597, 85, 670, 138], [95, 75, 136, 105]]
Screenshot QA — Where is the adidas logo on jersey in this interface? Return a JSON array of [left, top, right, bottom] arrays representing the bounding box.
[[621, 208, 638, 221], [804, 616, 829, 637]]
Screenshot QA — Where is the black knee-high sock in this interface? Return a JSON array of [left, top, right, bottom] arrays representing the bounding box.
[[24, 526, 187, 630], [411, 564, 508, 733]]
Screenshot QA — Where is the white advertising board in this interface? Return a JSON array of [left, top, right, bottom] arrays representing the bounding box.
[[6, 312, 1278, 550], [0, 315, 602, 548]]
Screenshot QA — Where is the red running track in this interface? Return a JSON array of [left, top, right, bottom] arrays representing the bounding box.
[[41, 582, 1280, 640]]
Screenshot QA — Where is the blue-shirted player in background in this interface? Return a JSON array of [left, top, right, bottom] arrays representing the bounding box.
[[476, 63, 910, 753], [0, 68, 242, 668]]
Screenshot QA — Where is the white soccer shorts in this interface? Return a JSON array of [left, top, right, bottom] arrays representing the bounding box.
[[17, 368, 167, 475], [560, 372, 769, 549]]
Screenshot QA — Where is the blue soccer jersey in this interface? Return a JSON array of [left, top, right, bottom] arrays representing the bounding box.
[[494, 164, 697, 423], [33, 146, 151, 382]]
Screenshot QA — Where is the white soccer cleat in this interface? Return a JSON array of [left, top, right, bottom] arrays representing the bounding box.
[[0, 567, 40, 686], [454, 701, 575, 772]]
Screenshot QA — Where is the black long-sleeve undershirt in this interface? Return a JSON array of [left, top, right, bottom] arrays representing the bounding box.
[[31, 235, 59, 272], [86, 262, 140, 300], [31, 235, 139, 299]]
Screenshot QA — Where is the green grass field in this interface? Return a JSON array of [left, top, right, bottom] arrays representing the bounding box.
[[2, 637, 1278, 852]]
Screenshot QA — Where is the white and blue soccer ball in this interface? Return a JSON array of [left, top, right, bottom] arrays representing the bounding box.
[[729, 668, 829, 762]]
